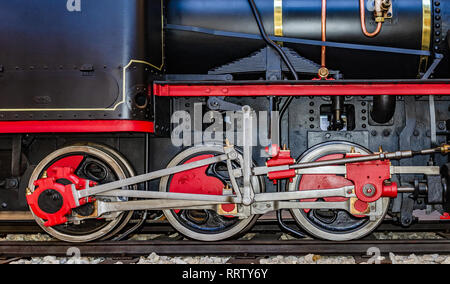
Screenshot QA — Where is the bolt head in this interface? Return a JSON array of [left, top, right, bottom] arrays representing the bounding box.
[[362, 184, 377, 197]]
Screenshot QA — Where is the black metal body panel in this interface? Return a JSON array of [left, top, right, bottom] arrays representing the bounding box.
[[166, 0, 433, 79], [0, 0, 163, 121]]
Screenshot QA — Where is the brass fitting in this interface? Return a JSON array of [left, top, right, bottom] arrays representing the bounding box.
[[26, 188, 32, 196], [217, 204, 238, 216], [441, 144, 450, 154], [318, 67, 329, 80], [350, 198, 370, 215], [42, 171, 48, 179], [375, 16, 385, 23]]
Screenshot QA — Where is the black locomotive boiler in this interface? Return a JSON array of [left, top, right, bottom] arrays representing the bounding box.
[[0, 0, 448, 242]]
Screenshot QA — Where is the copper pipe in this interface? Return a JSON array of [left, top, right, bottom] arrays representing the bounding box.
[[321, 0, 327, 68], [360, 0, 382, 37]]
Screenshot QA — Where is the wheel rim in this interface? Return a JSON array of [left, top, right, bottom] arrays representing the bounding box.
[[288, 142, 389, 241], [28, 145, 135, 242], [160, 145, 262, 241]]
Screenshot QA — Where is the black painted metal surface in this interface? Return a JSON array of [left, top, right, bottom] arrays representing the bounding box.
[[0, 0, 163, 121], [166, 0, 436, 79]]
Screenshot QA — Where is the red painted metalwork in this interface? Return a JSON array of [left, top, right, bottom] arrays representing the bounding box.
[[0, 120, 154, 134], [267, 170, 297, 184], [382, 182, 399, 198], [265, 144, 296, 184], [47, 156, 84, 178], [169, 155, 236, 213], [298, 154, 354, 213], [298, 153, 397, 215], [154, 82, 450, 97], [346, 156, 397, 203], [441, 213, 450, 220], [265, 145, 296, 167], [26, 167, 97, 227], [353, 199, 369, 213]]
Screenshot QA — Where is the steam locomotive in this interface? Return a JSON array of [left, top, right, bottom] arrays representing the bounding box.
[[0, 0, 449, 242]]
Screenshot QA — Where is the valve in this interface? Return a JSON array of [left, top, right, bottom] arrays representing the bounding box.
[[265, 144, 295, 167], [374, 0, 392, 22], [265, 144, 296, 184]]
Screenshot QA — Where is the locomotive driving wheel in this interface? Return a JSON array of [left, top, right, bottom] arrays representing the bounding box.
[[27, 144, 135, 242], [288, 142, 389, 241], [160, 145, 264, 241]]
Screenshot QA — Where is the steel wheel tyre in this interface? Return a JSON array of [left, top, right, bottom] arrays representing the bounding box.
[[28, 144, 135, 243], [288, 142, 389, 241], [160, 145, 263, 241]]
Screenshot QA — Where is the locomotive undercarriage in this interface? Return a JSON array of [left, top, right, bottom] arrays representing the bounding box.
[[11, 96, 448, 242]]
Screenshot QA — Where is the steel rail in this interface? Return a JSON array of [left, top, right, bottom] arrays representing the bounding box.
[[2, 239, 450, 257], [0, 219, 449, 234]]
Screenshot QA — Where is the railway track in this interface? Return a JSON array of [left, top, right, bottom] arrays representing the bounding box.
[[1, 219, 450, 260], [1, 219, 449, 235], [1, 238, 450, 259]]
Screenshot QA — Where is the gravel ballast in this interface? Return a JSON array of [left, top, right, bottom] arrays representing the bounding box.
[[8, 252, 450, 264], [4, 231, 450, 264]]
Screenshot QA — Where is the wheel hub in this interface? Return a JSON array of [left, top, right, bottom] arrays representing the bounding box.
[[37, 189, 64, 214], [26, 167, 97, 227]]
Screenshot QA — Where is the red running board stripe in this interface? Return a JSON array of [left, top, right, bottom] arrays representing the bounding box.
[[0, 120, 154, 134], [154, 82, 450, 97]]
